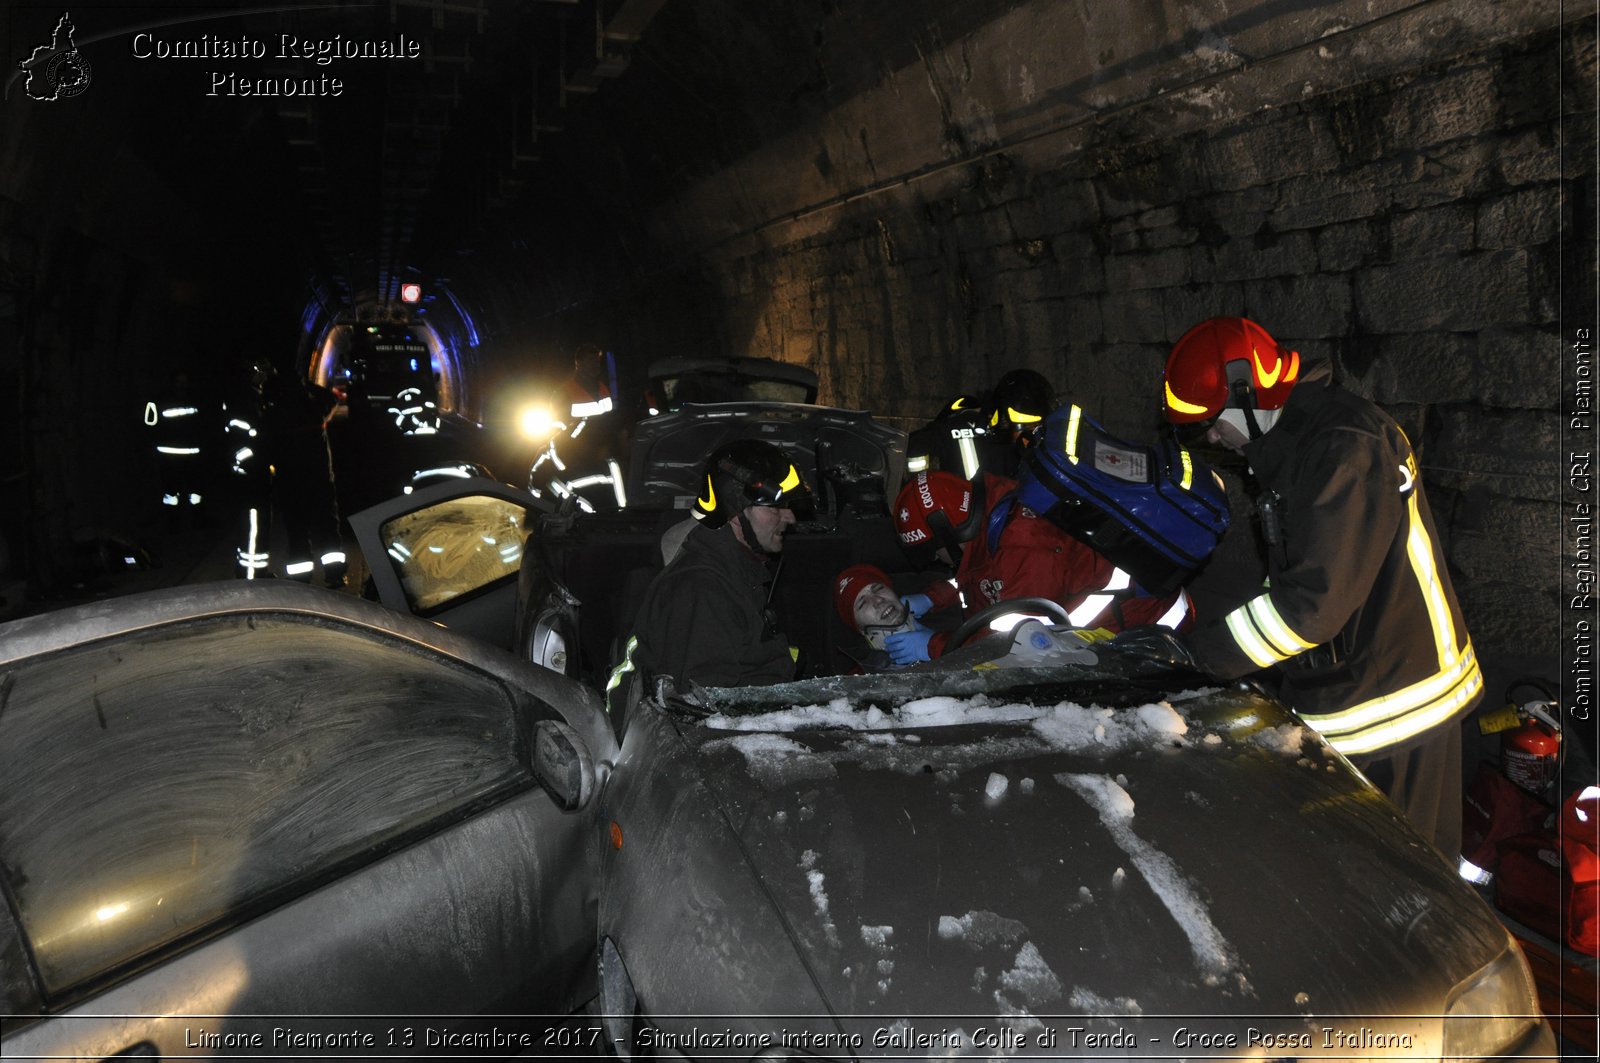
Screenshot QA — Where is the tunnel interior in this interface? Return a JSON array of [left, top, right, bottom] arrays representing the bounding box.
[[0, 1, 1594, 711]]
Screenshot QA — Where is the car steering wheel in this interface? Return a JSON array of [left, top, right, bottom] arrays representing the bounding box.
[[946, 597, 1074, 651]]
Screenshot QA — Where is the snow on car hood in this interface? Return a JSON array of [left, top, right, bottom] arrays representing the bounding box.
[[682, 684, 1507, 1046]]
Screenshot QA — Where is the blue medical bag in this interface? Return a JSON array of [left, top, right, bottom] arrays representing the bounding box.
[[1012, 404, 1230, 596]]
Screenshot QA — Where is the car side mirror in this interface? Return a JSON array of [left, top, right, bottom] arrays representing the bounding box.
[[532, 720, 596, 811]]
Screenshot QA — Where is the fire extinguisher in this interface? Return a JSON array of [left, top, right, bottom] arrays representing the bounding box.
[[1479, 678, 1563, 796]]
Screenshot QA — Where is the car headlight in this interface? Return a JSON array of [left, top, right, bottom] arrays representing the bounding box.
[[1443, 943, 1539, 1061]]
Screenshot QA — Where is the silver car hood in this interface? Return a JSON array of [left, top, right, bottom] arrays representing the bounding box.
[[681, 690, 1507, 1043]]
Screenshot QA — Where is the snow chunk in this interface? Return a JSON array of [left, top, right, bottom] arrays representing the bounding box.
[[1069, 986, 1143, 1015], [1202, 733, 1223, 745], [1112, 867, 1127, 888], [860, 925, 894, 949], [936, 910, 1029, 949], [1252, 723, 1309, 755], [1059, 772, 1246, 987], [1020, 776, 1035, 794], [984, 772, 1009, 799], [997, 942, 1061, 1006], [705, 733, 834, 787], [1031, 700, 1188, 753]]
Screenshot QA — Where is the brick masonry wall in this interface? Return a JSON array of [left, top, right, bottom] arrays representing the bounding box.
[[675, 23, 1594, 691]]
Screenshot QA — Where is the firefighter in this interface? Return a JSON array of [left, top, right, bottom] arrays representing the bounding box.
[[225, 360, 273, 579], [606, 439, 813, 726], [1134, 315, 1482, 855], [145, 369, 212, 528], [259, 363, 346, 587], [904, 393, 1001, 481], [980, 368, 1055, 476], [886, 470, 1190, 664]]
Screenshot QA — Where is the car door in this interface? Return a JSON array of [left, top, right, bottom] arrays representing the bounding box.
[[350, 476, 548, 651], [0, 601, 607, 1058]]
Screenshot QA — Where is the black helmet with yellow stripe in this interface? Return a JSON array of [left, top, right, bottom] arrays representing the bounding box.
[[693, 439, 814, 528], [984, 369, 1054, 436]]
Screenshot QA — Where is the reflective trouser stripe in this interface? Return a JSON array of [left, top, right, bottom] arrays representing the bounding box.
[[239, 508, 266, 579], [285, 560, 315, 577], [320, 551, 346, 566]]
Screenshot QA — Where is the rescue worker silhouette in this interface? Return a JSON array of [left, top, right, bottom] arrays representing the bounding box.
[[145, 369, 212, 528], [887, 470, 1191, 664], [1128, 315, 1482, 855], [904, 393, 1005, 481], [226, 360, 273, 579], [606, 439, 813, 727], [541, 342, 624, 509], [980, 368, 1055, 477], [228, 359, 346, 586]]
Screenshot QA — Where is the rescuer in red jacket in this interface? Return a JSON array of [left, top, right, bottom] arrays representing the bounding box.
[[885, 470, 1191, 664]]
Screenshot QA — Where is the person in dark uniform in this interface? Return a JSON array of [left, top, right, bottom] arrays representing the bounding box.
[[605, 439, 812, 723], [1146, 315, 1482, 855], [146, 369, 213, 529], [259, 363, 346, 587], [225, 359, 274, 579]]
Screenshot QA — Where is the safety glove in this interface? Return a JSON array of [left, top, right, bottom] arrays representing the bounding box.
[[885, 624, 935, 666], [900, 593, 934, 619]]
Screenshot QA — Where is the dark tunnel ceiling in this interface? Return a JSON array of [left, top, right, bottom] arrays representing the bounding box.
[[23, 0, 1028, 320]]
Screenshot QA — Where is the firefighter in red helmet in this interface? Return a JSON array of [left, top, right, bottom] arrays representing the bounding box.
[[1136, 315, 1482, 855], [887, 469, 1190, 664]]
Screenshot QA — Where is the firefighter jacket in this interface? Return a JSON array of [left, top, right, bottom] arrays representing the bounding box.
[[618, 523, 797, 691], [923, 474, 1191, 656], [1183, 366, 1483, 757]]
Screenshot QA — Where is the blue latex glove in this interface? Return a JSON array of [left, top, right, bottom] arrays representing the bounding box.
[[900, 593, 934, 618], [885, 626, 935, 666]]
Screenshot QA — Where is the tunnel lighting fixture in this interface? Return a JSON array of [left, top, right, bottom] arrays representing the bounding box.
[[400, 283, 422, 304]]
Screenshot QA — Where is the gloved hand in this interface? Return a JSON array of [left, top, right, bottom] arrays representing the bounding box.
[[1111, 625, 1200, 671], [900, 593, 934, 618], [885, 625, 935, 666]]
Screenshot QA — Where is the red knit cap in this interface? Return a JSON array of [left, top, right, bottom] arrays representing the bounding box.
[[834, 564, 893, 628]]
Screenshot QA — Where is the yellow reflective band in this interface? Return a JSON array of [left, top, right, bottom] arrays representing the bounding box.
[[606, 636, 638, 696], [779, 465, 801, 493], [1297, 492, 1478, 753], [1063, 405, 1083, 465], [1179, 448, 1194, 490], [1245, 595, 1315, 658], [1252, 345, 1282, 388], [1007, 407, 1042, 424], [1165, 381, 1209, 416], [956, 436, 980, 479], [1224, 601, 1285, 669], [950, 396, 969, 411], [1301, 646, 1483, 755], [789, 646, 800, 662], [697, 475, 717, 513], [989, 409, 1000, 427]]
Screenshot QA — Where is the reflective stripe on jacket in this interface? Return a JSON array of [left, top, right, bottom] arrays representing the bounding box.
[[1186, 373, 1482, 756]]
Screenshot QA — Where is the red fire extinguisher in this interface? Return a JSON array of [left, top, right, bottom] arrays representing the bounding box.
[[1479, 679, 1563, 796]]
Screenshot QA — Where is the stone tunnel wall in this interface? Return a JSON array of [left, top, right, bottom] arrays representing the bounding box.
[[626, 11, 1595, 693]]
